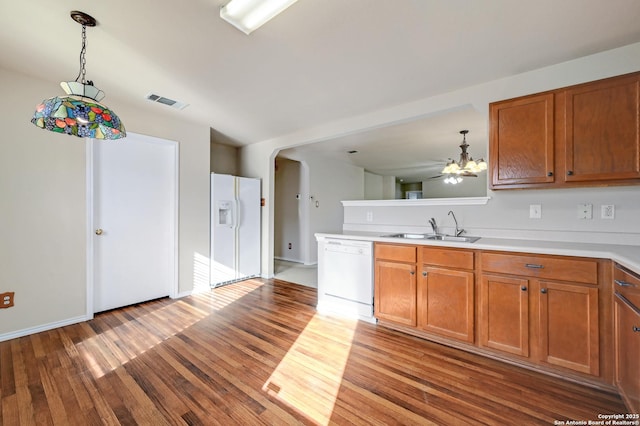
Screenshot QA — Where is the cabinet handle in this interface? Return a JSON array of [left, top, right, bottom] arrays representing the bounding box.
[[410, 271, 415, 275], [567, 170, 574, 176], [615, 279, 634, 288], [422, 271, 427, 276], [634, 326, 640, 333], [521, 286, 527, 291], [525, 263, 544, 269], [547, 172, 553, 177], [541, 288, 547, 294]]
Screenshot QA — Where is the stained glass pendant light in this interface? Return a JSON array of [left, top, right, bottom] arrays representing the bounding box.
[[31, 11, 126, 140]]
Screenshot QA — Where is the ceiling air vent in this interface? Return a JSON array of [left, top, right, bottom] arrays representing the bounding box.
[[145, 93, 189, 110]]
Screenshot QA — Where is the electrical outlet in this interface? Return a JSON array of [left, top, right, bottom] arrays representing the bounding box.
[[601, 204, 615, 219], [1, 292, 14, 309], [529, 204, 542, 219], [577, 203, 593, 220]]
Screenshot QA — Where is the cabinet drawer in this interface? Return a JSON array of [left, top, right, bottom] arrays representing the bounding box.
[[421, 247, 474, 270], [481, 252, 597, 284], [375, 243, 416, 263], [614, 264, 640, 307]]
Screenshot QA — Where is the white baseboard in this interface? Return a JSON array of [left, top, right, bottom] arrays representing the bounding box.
[[0, 315, 90, 343], [274, 256, 302, 263], [275, 257, 318, 266]]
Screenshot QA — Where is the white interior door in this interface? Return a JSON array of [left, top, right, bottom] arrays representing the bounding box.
[[90, 133, 177, 313]]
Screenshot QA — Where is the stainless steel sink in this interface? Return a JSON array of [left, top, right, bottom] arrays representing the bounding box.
[[426, 235, 481, 243], [382, 233, 429, 239], [382, 233, 481, 243]]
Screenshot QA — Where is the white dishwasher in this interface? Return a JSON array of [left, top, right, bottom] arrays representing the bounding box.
[[317, 238, 375, 323]]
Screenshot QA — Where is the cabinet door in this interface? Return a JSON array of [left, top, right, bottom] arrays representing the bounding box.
[[538, 281, 599, 376], [614, 294, 640, 414], [418, 267, 474, 343], [489, 93, 555, 188], [479, 274, 529, 357], [374, 260, 416, 326], [564, 74, 640, 182]]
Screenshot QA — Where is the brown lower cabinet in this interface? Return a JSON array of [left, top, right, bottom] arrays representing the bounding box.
[[374, 243, 417, 326], [479, 274, 530, 357], [480, 252, 600, 376], [538, 280, 599, 375], [374, 244, 618, 393], [614, 264, 640, 413], [418, 247, 475, 343]]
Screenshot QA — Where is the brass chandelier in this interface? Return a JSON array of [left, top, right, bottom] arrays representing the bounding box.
[[441, 130, 487, 184]]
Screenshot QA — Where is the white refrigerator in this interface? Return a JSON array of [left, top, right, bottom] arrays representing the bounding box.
[[210, 173, 261, 287]]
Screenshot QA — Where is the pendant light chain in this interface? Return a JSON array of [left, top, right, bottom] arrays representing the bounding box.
[[75, 24, 88, 84]]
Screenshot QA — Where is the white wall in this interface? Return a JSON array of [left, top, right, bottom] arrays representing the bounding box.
[[364, 172, 383, 200], [382, 176, 396, 199], [274, 158, 303, 261], [239, 140, 276, 276], [344, 185, 640, 246], [274, 154, 364, 265], [365, 173, 397, 200], [1, 70, 86, 336], [306, 157, 364, 262], [0, 67, 210, 339], [210, 140, 238, 175]]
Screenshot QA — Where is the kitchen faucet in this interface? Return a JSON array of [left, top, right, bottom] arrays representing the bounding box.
[[448, 210, 465, 236], [429, 217, 438, 235]]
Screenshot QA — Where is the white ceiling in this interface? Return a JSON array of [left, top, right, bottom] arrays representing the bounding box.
[[2, 0, 640, 178], [278, 105, 488, 182]]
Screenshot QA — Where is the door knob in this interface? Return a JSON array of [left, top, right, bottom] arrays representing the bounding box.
[[95, 228, 103, 235]]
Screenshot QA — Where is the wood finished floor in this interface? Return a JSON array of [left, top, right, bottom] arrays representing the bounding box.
[[0, 279, 627, 425]]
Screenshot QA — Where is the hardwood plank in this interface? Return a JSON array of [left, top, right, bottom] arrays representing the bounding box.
[[37, 360, 69, 425], [0, 278, 628, 425], [10, 339, 38, 425], [1, 394, 19, 426]]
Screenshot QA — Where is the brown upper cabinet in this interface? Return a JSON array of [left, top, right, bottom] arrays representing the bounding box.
[[489, 72, 640, 190]]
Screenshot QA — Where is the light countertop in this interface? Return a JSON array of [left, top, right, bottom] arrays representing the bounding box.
[[315, 231, 640, 274]]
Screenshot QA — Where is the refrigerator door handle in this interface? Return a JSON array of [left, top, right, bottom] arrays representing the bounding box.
[[235, 199, 241, 230]]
